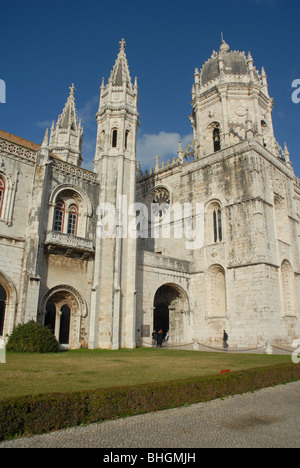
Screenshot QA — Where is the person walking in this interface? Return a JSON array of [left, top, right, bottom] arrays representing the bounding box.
[[223, 330, 229, 349], [152, 329, 158, 348]]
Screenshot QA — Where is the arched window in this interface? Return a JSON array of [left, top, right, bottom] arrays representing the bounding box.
[[213, 128, 221, 152], [49, 186, 91, 240], [53, 200, 65, 232], [125, 130, 129, 150], [213, 208, 222, 243], [67, 204, 78, 236], [0, 177, 5, 218], [112, 129, 118, 148], [205, 201, 223, 245]]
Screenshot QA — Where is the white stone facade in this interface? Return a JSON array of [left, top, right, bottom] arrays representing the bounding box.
[[0, 39, 299, 350]]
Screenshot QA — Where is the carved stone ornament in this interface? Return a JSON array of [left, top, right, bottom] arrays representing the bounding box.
[[235, 106, 247, 117], [150, 187, 171, 220]]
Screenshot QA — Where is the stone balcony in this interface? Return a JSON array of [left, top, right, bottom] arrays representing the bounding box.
[[45, 230, 95, 258]]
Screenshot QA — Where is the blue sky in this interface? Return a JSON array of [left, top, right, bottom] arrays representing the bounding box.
[[1, 0, 300, 175]]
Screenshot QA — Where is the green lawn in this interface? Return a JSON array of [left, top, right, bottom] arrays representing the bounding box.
[[0, 348, 291, 400]]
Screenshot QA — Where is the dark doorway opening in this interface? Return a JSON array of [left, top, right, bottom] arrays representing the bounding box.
[[153, 283, 189, 344], [59, 305, 71, 344], [154, 303, 169, 337], [45, 303, 56, 334], [0, 285, 6, 336]]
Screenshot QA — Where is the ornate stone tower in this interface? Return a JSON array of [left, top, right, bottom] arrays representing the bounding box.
[[190, 39, 277, 158], [89, 39, 139, 349], [93, 38, 139, 172], [49, 84, 83, 166]]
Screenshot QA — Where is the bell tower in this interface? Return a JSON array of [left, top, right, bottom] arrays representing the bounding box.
[[89, 39, 139, 350], [93, 38, 139, 172]]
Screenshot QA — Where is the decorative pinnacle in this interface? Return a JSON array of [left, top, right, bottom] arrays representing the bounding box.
[[69, 83, 76, 96], [41, 128, 49, 148], [220, 33, 230, 54], [119, 38, 126, 51]]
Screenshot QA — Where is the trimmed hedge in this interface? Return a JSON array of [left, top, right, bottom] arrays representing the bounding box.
[[0, 362, 299, 441]]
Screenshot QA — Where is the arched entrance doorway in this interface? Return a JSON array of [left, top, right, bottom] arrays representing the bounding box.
[[44, 293, 72, 346], [40, 285, 87, 349], [0, 285, 6, 336], [153, 284, 190, 344]]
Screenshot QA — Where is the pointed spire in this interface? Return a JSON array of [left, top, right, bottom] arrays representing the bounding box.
[[38, 128, 50, 164], [41, 128, 49, 148], [247, 52, 255, 82], [109, 38, 133, 88], [261, 67, 269, 96], [57, 83, 79, 130], [49, 84, 83, 166], [136, 160, 143, 178], [155, 155, 160, 172], [284, 142, 292, 167], [177, 141, 184, 162]]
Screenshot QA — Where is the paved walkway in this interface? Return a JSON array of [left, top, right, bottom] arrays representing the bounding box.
[[0, 381, 299, 448]]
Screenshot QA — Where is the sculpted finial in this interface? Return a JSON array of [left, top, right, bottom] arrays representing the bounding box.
[[69, 83, 76, 96], [119, 38, 126, 51]]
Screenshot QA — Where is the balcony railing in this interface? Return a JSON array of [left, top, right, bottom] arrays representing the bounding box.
[[45, 230, 94, 256]]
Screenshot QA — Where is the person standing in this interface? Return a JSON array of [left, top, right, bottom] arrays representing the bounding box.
[[157, 329, 164, 348], [223, 330, 229, 349], [152, 329, 158, 348]]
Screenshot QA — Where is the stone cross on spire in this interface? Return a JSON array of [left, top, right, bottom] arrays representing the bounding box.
[[69, 83, 76, 96], [119, 38, 126, 51]]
